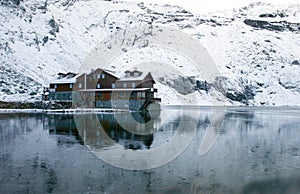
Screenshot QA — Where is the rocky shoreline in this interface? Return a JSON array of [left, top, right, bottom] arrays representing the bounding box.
[[0, 101, 72, 109]]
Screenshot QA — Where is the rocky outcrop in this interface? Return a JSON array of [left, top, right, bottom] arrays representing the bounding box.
[[160, 76, 195, 95], [213, 77, 256, 105], [244, 19, 300, 33]]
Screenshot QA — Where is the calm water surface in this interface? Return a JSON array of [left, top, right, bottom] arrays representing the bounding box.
[[0, 107, 300, 193]]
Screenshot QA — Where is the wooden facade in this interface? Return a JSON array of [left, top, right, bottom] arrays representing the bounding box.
[[73, 69, 118, 91], [49, 72, 76, 92], [49, 83, 73, 92]]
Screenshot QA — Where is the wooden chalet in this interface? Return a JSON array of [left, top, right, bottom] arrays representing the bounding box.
[[44, 69, 161, 111], [44, 72, 77, 102]]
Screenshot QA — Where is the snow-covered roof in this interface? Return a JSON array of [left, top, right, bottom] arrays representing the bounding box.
[[118, 72, 149, 81], [102, 69, 118, 78], [50, 77, 76, 84], [50, 74, 79, 84], [82, 68, 118, 78]]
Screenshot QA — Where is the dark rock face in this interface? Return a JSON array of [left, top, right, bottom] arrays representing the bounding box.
[[292, 60, 299, 65], [171, 76, 195, 95], [225, 85, 255, 105], [42, 36, 49, 45], [259, 13, 277, 18], [196, 80, 210, 92], [160, 76, 195, 95], [226, 92, 247, 103], [1, 88, 10, 93], [244, 19, 300, 33], [49, 19, 59, 36], [243, 85, 256, 101], [259, 12, 287, 18], [11, 0, 20, 5], [213, 77, 255, 105], [0, 0, 21, 6]]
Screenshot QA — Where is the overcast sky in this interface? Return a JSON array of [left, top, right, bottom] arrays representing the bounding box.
[[122, 0, 299, 14]]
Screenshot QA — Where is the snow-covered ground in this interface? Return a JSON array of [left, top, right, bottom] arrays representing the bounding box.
[[0, 109, 43, 113], [0, 0, 299, 106]]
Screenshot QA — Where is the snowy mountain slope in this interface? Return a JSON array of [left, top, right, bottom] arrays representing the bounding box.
[[0, 0, 299, 105]]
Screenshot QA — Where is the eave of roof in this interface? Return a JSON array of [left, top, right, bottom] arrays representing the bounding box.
[[49, 78, 76, 84], [118, 72, 148, 81]]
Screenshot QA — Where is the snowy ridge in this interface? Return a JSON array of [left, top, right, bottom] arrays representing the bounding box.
[[0, 0, 299, 105]]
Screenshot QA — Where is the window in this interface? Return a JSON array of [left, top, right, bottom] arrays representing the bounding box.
[[54, 84, 57, 89], [97, 83, 101, 89], [70, 83, 73, 89], [112, 83, 115, 89], [123, 83, 127, 88], [119, 92, 123, 97], [132, 83, 136, 88], [78, 83, 82, 89], [102, 73, 105, 79], [97, 74, 101, 79], [124, 101, 129, 107]]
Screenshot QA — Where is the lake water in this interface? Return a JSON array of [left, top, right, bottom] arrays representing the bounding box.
[[0, 107, 300, 193]]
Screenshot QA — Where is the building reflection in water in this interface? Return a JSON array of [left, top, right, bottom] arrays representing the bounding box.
[[48, 111, 161, 150], [48, 114, 83, 145]]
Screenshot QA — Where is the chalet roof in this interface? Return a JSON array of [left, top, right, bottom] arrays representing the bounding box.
[[66, 72, 77, 76], [48, 69, 154, 85], [132, 70, 142, 73], [50, 77, 76, 84], [104, 69, 118, 78], [124, 70, 142, 73], [87, 68, 118, 78], [70, 69, 118, 82], [57, 72, 77, 77], [118, 72, 154, 82], [50, 73, 80, 84]]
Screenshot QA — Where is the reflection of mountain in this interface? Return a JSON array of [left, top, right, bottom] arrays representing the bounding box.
[[0, 113, 45, 145]]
